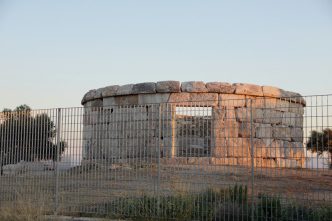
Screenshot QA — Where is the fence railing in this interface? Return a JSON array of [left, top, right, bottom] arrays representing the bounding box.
[[0, 95, 331, 220]]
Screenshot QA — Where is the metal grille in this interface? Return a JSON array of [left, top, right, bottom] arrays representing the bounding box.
[[0, 95, 331, 220]]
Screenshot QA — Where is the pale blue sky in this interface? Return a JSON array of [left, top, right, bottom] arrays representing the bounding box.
[[0, 0, 332, 109]]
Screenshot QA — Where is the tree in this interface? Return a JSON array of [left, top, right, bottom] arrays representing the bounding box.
[[306, 128, 332, 168], [0, 105, 66, 175]]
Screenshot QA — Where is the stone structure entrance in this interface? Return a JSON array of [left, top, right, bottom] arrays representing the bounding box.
[[81, 81, 306, 168]]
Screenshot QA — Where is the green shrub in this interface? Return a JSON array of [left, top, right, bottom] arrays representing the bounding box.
[[255, 194, 282, 221]]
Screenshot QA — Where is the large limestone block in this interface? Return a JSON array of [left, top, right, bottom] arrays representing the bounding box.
[[115, 84, 134, 96], [168, 93, 217, 106], [100, 138, 120, 159], [138, 93, 170, 104], [100, 85, 120, 97], [234, 83, 263, 97], [268, 139, 284, 158], [253, 138, 281, 159], [181, 81, 208, 92], [112, 95, 139, 106], [238, 122, 258, 138], [168, 93, 191, 103], [235, 107, 251, 122], [290, 127, 303, 142], [237, 108, 280, 124], [281, 112, 297, 126], [81, 89, 102, 104], [264, 98, 290, 112], [219, 94, 246, 107], [187, 157, 210, 165], [245, 108, 283, 124], [189, 93, 218, 106], [276, 158, 300, 168], [103, 97, 116, 107], [213, 107, 238, 139], [272, 126, 292, 141], [262, 86, 282, 98], [84, 99, 103, 110], [255, 124, 273, 139], [253, 138, 267, 158], [83, 109, 102, 125], [281, 90, 306, 106], [156, 81, 181, 93], [206, 82, 235, 93], [132, 82, 156, 94], [237, 157, 251, 166], [291, 142, 305, 159], [227, 138, 250, 157], [261, 110, 283, 125], [255, 158, 277, 168], [246, 96, 265, 108], [289, 102, 305, 115], [210, 157, 237, 165]]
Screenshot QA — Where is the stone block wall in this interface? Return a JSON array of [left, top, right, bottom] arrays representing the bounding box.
[[82, 81, 306, 168]]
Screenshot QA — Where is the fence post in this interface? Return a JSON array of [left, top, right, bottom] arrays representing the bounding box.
[[249, 99, 255, 221], [54, 108, 61, 215], [157, 104, 162, 217]]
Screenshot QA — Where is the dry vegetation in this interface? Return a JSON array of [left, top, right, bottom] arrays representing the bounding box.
[[0, 162, 332, 220]]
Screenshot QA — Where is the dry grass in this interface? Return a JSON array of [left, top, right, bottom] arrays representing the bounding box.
[[0, 199, 46, 221]]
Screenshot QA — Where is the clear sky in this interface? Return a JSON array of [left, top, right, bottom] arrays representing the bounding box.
[[0, 0, 331, 110]]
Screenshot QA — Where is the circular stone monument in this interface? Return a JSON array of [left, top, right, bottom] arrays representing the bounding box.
[[81, 81, 306, 168]]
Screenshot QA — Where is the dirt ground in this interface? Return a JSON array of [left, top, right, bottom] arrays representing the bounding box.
[[1, 162, 331, 215]]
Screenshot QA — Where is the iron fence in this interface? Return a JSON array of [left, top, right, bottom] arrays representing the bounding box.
[[0, 95, 331, 221]]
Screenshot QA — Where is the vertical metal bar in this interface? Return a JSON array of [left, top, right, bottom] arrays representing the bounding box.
[[54, 108, 61, 215], [250, 98, 255, 221], [156, 103, 162, 217]]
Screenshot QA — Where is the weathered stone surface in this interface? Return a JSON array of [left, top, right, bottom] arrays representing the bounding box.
[[281, 90, 306, 106], [262, 86, 282, 98], [255, 124, 273, 139], [246, 96, 265, 108], [291, 127, 303, 142], [189, 93, 218, 106], [282, 112, 297, 126], [237, 157, 251, 166], [238, 122, 260, 138], [212, 138, 227, 158], [168, 93, 190, 103], [167, 92, 218, 106], [132, 82, 156, 94], [84, 99, 103, 110], [181, 81, 208, 92], [255, 158, 277, 168], [81, 89, 102, 104], [269, 139, 284, 158], [138, 93, 170, 104], [265, 98, 290, 112], [235, 107, 251, 122], [100, 85, 120, 97], [116, 84, 134, 96], [210, 157, 237, 165], [82, 81, 305, 168], [289, 102, 305, 115], [113, 95, 139, 106], [234, 83, 263, 97], [103, 97, 116, 107], [273, 126, 292, 141], [219, 94, 246, 107], [277, 158, 300, 168], [262, 110, 283, 125], [206, 82, 235, 93], [187, 157, 210, 165], [227, 138, 250, 157], [156, 81, 181, 93]]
